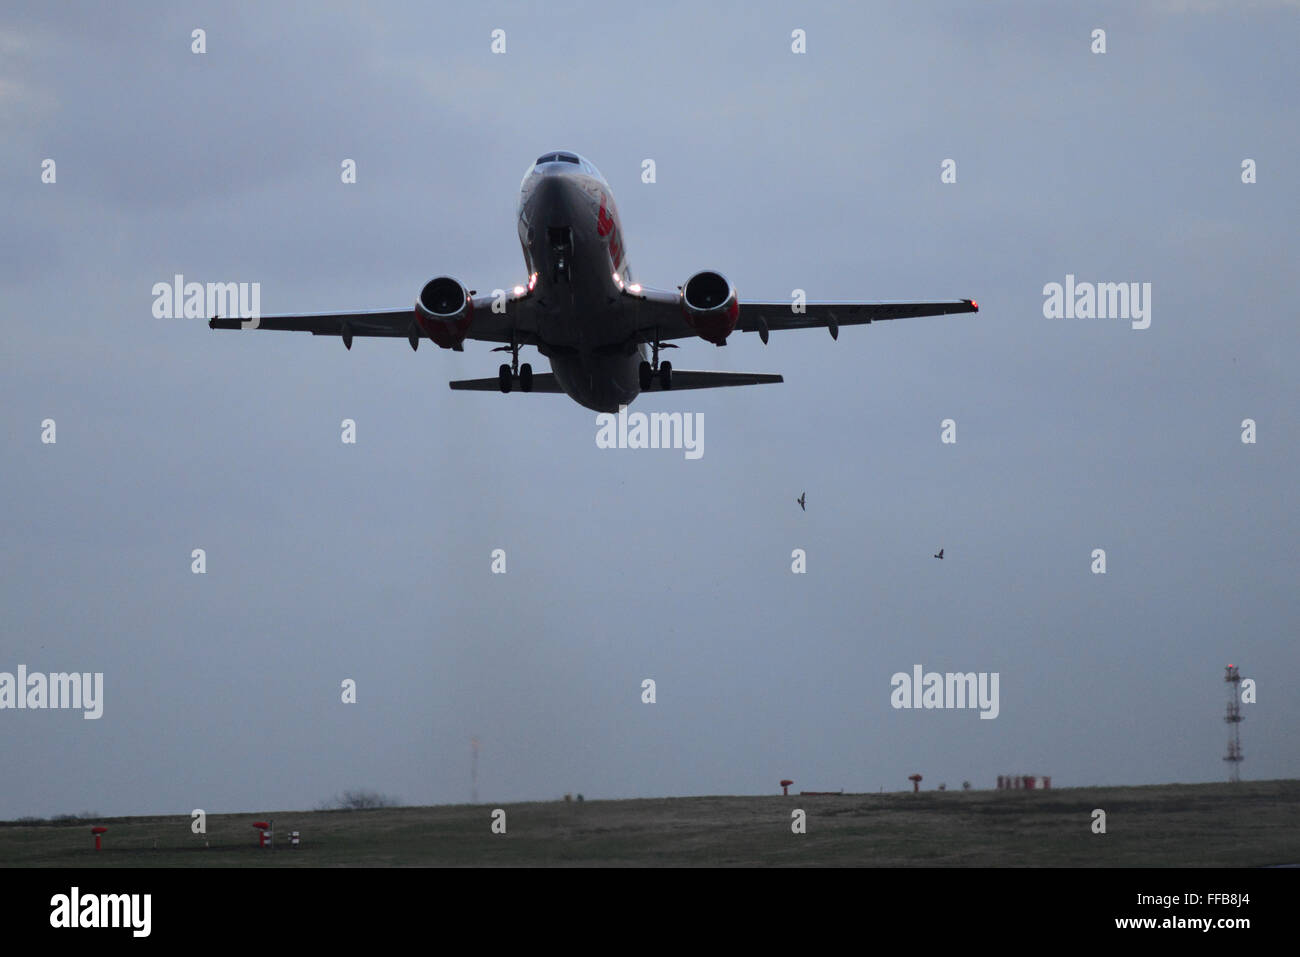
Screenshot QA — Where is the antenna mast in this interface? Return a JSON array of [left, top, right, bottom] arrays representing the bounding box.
[[1223, 665, 1243, 782]]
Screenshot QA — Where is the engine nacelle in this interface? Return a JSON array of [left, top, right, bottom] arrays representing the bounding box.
[[415, 276, 474, 349], [681, 270, 739, 345]]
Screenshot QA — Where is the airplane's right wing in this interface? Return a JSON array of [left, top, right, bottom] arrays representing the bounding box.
[[208, 289, 532, 349]]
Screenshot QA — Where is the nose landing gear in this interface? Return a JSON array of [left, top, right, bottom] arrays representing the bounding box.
[[548, 226, 572, 284]]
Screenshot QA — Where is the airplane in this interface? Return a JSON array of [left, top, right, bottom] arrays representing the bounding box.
[[209, 150, 978, 412], [934, 548, 944, 560], [797, 493, 806, 511]]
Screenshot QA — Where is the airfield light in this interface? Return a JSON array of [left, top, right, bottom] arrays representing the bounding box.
[[780, 779, 794, 796], [908, 773, 923, 793], [91, 826, 108, 851]]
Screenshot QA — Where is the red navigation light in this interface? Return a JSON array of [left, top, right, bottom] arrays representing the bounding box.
[[970, 300, 979, 311]]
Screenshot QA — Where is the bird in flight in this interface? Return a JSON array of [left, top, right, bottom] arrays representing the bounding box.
[[933, 548, 944, 559], [797, 493, 806, 511]]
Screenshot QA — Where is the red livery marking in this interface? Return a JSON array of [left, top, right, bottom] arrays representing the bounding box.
[[597, 196, 615, 238], [597, 191, 623, 268]]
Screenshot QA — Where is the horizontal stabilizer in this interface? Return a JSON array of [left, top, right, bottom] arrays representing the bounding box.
[[449, 373, 566, 393], [646, 370, 783, 391], [449, 370, 783, 395]]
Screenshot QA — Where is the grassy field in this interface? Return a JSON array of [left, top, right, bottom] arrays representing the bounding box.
[[2, 779, 1297, 867]]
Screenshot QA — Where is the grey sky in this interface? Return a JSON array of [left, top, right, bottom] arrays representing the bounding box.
[[2, 1, 1297, 820]]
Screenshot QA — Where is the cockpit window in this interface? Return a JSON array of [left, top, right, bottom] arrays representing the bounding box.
[[536, 152, 581, 165]]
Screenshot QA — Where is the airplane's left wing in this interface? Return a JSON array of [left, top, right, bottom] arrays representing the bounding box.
[[627, 286, 977, 344], [735, 298, 978, 341]]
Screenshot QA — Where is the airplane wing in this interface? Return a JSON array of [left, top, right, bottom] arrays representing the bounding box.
[[209, 309, 412, 338], [736, 298, 978, 341], [628, 287, 977, 343], [208, 293, 524, 347]]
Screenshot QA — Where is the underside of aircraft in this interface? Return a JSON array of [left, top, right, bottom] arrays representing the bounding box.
[[209, 150, 978, 412]]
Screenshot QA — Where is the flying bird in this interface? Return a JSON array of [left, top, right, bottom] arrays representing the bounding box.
[[933, 548, 944, 559], [797, 493, 806, 511]]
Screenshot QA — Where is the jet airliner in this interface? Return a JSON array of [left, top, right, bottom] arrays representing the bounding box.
[[209, 151, 978, 412]]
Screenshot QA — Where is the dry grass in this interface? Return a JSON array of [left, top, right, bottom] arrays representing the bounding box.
[[2, 779, 1296, 867]]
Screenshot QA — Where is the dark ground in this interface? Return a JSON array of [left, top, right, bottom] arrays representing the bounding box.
[[2, 779, 1296, 867]]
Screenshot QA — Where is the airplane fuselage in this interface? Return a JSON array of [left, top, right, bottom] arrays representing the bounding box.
[[516, 152, 646, 412]]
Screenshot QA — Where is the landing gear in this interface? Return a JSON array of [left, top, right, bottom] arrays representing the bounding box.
[[492, 335, 535, 392], [548, 226, 572, 284], [641, 331, 678, 391]]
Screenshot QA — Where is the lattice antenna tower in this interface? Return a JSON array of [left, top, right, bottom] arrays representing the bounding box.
[[1223, 665, 1243, 782], [471, 736, 481, 803]]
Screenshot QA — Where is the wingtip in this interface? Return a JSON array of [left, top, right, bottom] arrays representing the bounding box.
[[967, 299, 979, 312]]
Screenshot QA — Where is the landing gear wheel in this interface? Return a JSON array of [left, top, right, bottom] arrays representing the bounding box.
[[638, 360, 653, 391], [660, 360, 673, 391], [519, 363, 533, 392], [498, 363, 512, 393]]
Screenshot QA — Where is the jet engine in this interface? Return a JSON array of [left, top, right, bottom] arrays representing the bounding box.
[[681, 270, 739, 345], [415, 276, 474, 348]]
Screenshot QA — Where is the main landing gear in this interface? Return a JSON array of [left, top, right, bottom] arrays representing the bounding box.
[[638, 334, 677, 391], [492, 336, 532, 394]]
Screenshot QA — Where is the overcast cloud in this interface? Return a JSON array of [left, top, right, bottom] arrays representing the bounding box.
[[1, 1, 1297, 819]]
